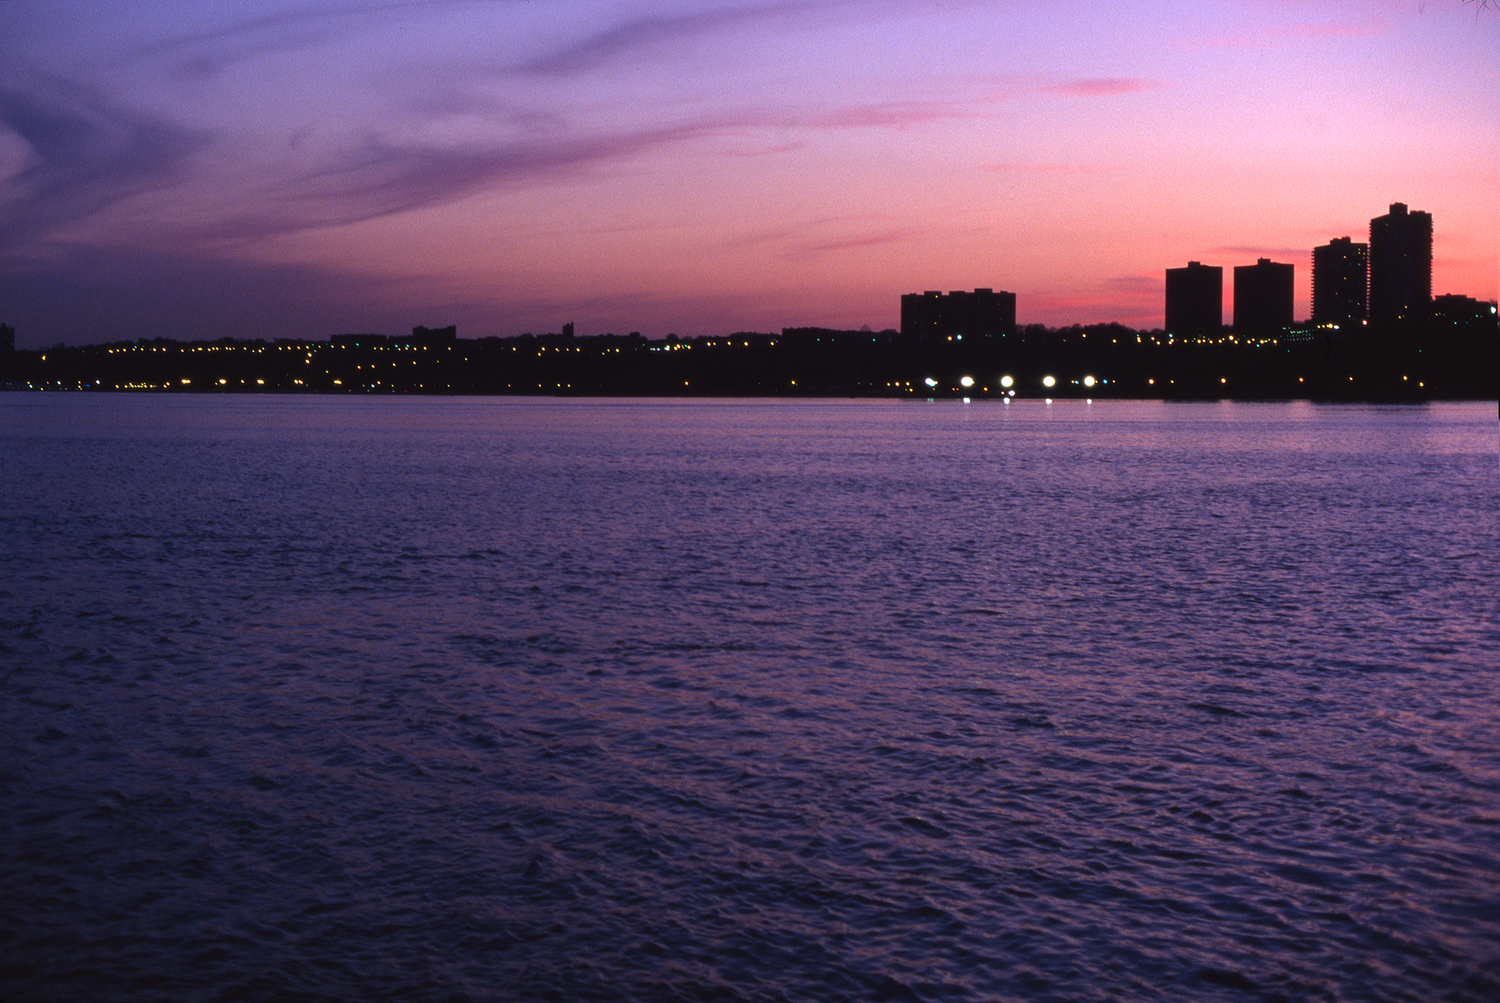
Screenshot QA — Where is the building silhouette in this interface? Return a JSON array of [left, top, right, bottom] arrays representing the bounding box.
[[1430, 294, 1495, 328], [1164, 261, 1222, 337], [410, 324, 458, 344], [1311, 237, 1368, 327], [900, 288, 1016, 341], [1233, 258, 1294, 336], [1368, 203, 1432, 325]]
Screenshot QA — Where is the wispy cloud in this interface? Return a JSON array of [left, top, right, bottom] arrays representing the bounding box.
[[1027, 288, 1162, 328], [518, 1, 829, 76], [0, 82, 211, 249], [805, 100, 978, 129], [1186, 21, 1386, 50], [1205, 245, 1309, 259], [1108, 274, 1161, 290], [724, 213, 920, 260], [195, 118, 745, 242], [792, 227, 919, 258], [984, 162, 1117, 175], [514, 0, 989, 77], [1040, 78, 1165, 98], [0, 5, 1173, 252], [127, 1, 462, 80], [0, 72, 1012, 251]]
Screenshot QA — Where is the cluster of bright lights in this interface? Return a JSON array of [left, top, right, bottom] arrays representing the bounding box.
[[911, 372, 1115, 396]]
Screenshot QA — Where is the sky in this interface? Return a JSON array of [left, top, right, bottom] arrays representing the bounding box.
[[0, 0, 1495, 348]]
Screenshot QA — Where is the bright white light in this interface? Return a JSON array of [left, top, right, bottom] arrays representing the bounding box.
[[1042, 375, 1056, 388], [924, 377, 937, 387], [1007, 390, 1015, 397], [1082, 375, 1095, 387], [960, 375, 975, 388], [999, 375, 1014, 388]]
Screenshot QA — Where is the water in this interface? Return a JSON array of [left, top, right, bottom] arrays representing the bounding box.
[[2, 395, 1497, 1002]]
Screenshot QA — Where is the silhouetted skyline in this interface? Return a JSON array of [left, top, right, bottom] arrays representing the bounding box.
[[0, 3, 1495, 350]]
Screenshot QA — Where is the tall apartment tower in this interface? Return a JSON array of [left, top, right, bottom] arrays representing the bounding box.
[[1164, 261, 1222, 337], [1311, 237, 1368, 327], [1368, 202, 1432, 325], [1233, 258, 1294, 336]]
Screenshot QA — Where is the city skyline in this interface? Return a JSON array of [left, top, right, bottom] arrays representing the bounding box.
[[1, 1, 1496, 350]]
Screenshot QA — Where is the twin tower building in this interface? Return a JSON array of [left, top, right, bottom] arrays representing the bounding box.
[[1165, 203, 1432, 338]]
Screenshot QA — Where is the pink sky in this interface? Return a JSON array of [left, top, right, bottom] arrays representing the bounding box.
[[1, 0, 1495, 347]]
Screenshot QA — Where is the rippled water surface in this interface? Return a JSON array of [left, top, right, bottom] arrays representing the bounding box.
[[2, 395, 1497, 1002]]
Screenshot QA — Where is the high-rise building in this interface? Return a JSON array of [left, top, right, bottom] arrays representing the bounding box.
[[1164, 261, 1222, 337], [1233, 258, 1294, 336], [1311, 237, 1368, 327], [1368, 202, 1432, 325], [900, 288, 1016, 341]]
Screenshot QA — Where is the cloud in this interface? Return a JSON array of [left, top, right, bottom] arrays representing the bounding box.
[[724, 214, 919, 259], [518, 2, 827, 76], [0, 82, 212, 250], [0, 78, 982, 251], [1108, 274, 1162, 290], [1187, 21, 1386, 50], [793, 228, 919, 258], [192, 117, 755, 243], [1039, 78, 1166, 98], [806, 100, 978, 129], [515, 0, 988, 77], [1205, 245, 1308, 259], [721, 140, 806, 157], [0, 9, 1172, 258], [1025, 289, 1162, 328], [984, 162, 1117, 175], [127, 1, 457, 81], [188, 86, 997, 244]]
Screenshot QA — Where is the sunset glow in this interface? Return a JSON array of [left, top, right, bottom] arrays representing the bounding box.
[[1, 1, 1495, 347]]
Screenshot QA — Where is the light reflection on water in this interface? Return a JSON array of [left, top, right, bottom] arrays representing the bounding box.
[[1, 396, 1497, 1002]]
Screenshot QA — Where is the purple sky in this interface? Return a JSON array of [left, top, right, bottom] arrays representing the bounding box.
[[1, 0, 1495, 348]]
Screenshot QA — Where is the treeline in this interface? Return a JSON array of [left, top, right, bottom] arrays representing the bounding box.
[[1, 315, 1493, 400]]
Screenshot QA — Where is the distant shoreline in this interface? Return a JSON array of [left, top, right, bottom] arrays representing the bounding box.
[[3, 387, 1494, 405], [3, 315, 1493, 403]]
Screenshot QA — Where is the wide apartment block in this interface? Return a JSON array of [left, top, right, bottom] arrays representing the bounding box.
[[900, 289, 1017, 341]]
